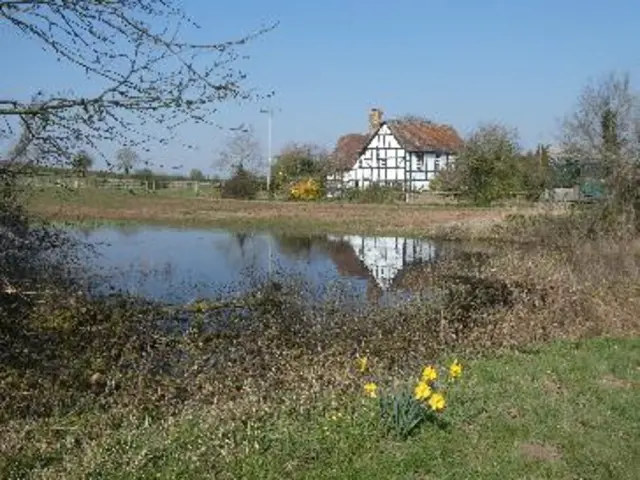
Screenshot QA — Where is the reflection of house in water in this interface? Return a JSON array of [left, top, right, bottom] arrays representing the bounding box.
[[325, 234, 440, 291]]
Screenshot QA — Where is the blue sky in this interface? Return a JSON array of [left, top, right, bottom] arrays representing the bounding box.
[[1, 0, 639, 174]]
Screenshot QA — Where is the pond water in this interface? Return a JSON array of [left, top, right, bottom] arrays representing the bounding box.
[[76, 225, 460, 305]]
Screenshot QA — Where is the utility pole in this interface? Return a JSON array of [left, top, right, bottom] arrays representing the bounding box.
[[260, 108, 273, 198]]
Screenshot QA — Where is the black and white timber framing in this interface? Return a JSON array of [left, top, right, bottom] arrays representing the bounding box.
[[327, 122, 455, 192]]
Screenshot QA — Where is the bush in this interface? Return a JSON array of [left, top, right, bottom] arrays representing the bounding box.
[[1, 170, 85, 322], [221, 166, 260, 200], [344, 184, 405, 204], [429, 166, 460, 193], [289, 178, 322, 201]]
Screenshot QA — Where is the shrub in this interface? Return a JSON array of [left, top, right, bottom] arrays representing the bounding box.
[[344, 184, 405, 204], [289, 178, 321, 201], [221, 165, 260, 200], [429, 165, 461, 193]]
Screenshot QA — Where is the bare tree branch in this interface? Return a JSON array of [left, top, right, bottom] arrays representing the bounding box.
[[560, 71, 640, 231], [215, 125, 264, 176], [0, 0, 277, 167]]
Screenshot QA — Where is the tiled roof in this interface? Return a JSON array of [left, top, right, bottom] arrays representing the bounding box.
[[330, 120, 463, 172], [330, 133, 369, 171], [388, 120, 463, 153], [324, 238, 371, 279]]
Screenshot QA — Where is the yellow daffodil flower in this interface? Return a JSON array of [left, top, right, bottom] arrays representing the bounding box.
[[414, 381, 432, 401], [421, 365, 438, 383], [449, 359, 462, 380], [428, 392, 446, 412], [356, 356, 368, 373], [364, 382, 378, 398]]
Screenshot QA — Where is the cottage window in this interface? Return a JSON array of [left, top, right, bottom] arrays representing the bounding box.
[[416, 153, 425, 169], [379, 154, 387, 167], [434, 158, 440, 171]]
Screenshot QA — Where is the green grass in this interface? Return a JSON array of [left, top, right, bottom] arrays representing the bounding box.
[[2, 337, 638, 479]]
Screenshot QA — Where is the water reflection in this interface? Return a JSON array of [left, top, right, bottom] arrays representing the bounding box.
[[79, 226, 452, 304], [324, 234, 440, 290]]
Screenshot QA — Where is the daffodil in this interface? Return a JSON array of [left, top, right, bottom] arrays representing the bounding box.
[[414, 381, 432, 401], [364, 382, 378, 398], [449, 359, 462, 380], [428, 392, 446, 412], [356, 356, 368, 373], [421, 365, 438, 383]]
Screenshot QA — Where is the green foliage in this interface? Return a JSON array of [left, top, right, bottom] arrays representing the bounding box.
[[344, 183, 405, 203], [551, 157, 581, 188], [221, 165, 260, 199], [458, 124, 521, 205], [378, 390, 429, 440], [189, 168, 205, 181], [271, 143, 328, 192], [433, 126, 556, 204], [71, 150, 94, 177], [601, 106, 620, 162], [132, 168, 155, 186], [429, 164, 462, 193], [516, 144, 553, 200], [363, 360, 461, 440]]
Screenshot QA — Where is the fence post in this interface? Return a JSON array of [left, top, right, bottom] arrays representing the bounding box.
[[194, 181, 199, 196]]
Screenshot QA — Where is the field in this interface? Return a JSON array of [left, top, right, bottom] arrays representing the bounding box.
[[26, 187, 526, 236], [2, 337, 638, 478]]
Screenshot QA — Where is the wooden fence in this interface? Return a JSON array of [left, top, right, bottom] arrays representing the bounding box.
[[19, 174, 220, 194]]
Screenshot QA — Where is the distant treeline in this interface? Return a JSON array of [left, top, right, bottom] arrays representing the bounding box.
[[29, 165, 215, 182]]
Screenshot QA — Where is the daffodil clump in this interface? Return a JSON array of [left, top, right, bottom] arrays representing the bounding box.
[[289, 178, 321, 201], [356, 355, 463, 440]]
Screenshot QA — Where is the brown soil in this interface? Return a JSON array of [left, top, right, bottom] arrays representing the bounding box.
[[518, 442, 562, 462]]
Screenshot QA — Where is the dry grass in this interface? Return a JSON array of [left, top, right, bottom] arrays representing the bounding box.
[[26, 187, 523, 235], [2, 235, 638, 426], [5, 189, 640, 477]]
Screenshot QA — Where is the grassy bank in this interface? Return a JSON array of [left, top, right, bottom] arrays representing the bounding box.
[[26, 187, 520, 236], [2, 337, 638, 478], [6, 187, 640, 478]]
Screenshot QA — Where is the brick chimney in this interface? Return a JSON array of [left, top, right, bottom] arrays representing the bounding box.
[[368, 108, 383, 132]]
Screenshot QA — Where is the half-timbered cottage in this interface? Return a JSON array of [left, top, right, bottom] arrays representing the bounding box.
[[327, 108, 463, 193]]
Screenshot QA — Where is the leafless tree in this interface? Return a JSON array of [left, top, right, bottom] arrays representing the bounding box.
[[0, 1, 276, 169], [560, 72, 640, 230], [0, 1, 275, 297], [115, 147, 141, 175], [215, 125, 264, 176]]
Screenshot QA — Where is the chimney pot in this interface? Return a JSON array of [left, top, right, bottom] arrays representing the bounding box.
[[369, 108, 383, 131]]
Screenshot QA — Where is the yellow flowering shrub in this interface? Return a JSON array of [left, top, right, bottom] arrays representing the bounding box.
[[356, 356, 464, 440], [289, 178, 321, 201]]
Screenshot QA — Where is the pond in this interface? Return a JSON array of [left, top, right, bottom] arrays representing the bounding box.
[[76, 225, 462, 305]]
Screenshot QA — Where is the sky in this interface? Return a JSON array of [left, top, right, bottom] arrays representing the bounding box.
[[1, 0, 639, 175]]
